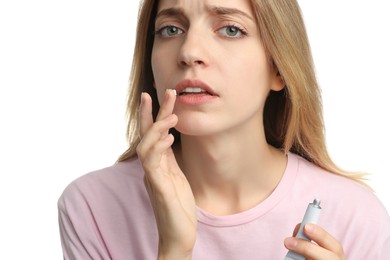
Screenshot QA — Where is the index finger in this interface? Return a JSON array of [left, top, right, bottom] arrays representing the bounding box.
[[304, 224, 345, 255], [156, 89, 177, 121], [139, 92, 154, 137]]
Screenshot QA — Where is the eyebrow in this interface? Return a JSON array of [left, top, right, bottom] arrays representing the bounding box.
[[155, 7, 187, 22], [155, 5, 253, 22], [207, 6, 253, 21]]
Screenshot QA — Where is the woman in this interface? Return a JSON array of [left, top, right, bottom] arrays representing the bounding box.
[[58, 0, 390, 259]]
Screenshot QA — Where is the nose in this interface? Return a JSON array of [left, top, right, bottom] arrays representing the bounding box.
[[177, 28, 209, 68]]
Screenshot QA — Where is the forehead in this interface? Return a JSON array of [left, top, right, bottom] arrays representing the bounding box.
[[156, 0, 254, 17]]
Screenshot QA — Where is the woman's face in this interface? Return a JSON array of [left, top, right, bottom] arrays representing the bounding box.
[[151, 0, 283, 136]]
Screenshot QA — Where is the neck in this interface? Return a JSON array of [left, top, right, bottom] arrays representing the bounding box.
[[174, 127, 287, 215]]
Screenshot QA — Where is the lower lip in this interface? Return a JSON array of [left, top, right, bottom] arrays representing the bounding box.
[[176, 93, 217, 105]]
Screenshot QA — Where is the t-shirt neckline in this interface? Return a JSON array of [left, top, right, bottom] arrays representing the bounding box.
[[196, 152, 298, 227]]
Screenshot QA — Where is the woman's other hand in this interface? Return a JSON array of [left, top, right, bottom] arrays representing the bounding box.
[[284, 223, 346, 260], [136, 89, 197, 260]]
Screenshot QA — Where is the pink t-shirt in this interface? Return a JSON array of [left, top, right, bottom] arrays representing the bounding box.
[[58, 153, 390, 259]]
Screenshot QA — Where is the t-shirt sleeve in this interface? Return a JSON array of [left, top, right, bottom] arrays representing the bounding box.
[[58, 206, 93, 260], [58, 182, 112, 260], [349, 191, 390, 259], [379, 236, 390, 259]]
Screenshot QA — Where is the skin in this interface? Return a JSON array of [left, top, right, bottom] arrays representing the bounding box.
[[137, 0, 346, 259]]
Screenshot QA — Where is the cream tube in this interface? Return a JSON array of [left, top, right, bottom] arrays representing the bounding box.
[[285, 199, 322, 260]]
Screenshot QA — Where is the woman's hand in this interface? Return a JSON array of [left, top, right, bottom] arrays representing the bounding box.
[[136, 89, 197, 260], [284, 223, 346, 260]]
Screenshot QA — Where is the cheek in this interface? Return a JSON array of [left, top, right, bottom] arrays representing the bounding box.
[[225, 55, 271, 115], [151, 48, 161, 84], [151, 41, 178, 80], [151, 48, 169, 104], [228, 54, 271, 93]]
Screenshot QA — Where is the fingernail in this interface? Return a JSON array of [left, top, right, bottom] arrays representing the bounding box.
[[284, 237, 298, 248], [305, 223, 315, 233], [164, 89, 171, 99], [171, 89, 177, 96]]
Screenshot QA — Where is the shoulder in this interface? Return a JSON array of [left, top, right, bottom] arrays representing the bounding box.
[[290, 153, 390, 257], [291, 153, 368, 193], [58, 157, 146, 212], [291, 153, 386, 213], [57, 157, 158, 259]]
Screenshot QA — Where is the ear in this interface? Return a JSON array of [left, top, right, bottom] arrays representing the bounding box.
[[270, 71, 285, 91]]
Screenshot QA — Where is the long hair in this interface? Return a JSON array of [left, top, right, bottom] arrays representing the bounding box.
[[117, 0, 367, 185]]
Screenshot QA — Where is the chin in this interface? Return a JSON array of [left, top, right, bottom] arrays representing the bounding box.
[[174, 119, 216, 137]]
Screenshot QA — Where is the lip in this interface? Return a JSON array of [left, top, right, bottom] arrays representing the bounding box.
[[175, 79, 218, 96], [174, 79, 218, 106]]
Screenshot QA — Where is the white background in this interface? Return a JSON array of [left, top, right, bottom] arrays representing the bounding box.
[[0, 0, 389, 259]]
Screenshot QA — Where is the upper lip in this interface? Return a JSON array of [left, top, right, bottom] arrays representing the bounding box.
[[175, 79, 218, 96]]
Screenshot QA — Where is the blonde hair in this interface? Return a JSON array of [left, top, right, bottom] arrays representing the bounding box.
[[117, 0, 367, 185]]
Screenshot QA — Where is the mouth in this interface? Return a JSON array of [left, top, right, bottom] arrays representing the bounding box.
[[178, 87, 210, 96], [175, 79, 218, 97]]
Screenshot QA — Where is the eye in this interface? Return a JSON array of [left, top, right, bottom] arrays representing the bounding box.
[[156, 25, 184, 38], [217, 25, 247, 38]]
